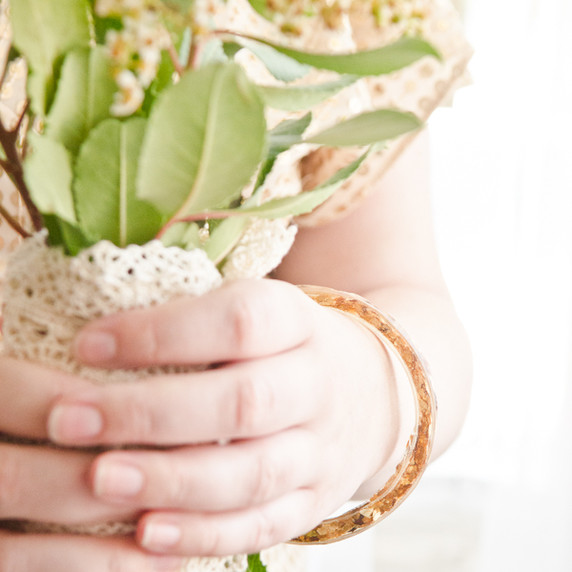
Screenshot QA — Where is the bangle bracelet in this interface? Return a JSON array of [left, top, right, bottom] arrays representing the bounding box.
[[290, 285, 437, 544]]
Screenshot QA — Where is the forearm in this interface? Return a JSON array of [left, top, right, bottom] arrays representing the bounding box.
[[275, 131, 472, 497], [354, 283, 472, 497]]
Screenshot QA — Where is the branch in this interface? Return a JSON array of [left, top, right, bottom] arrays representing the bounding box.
[[0, 202, 31, 238], [156, 209, 239, 240], [166, 38, 185, 76], [0, 104, 43, 232]]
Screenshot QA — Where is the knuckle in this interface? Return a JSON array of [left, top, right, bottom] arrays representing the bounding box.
[[250, 507, 278, 551], [165, 465, 194, 509], [198, 523, 224, 556], [136, 319, 162, 365], [226, 294, 259, 354], [249, 454, 279, 505], [116, 393, 157, 444], [230, 372, 272, 436]]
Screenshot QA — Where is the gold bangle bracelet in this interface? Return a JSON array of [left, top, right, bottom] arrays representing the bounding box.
[[290, 285, 437, 544]]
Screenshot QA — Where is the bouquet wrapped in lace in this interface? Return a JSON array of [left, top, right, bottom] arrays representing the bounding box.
[[0, 0, 440, 570]]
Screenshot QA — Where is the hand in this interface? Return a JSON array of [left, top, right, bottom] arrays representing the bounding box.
[[0, 358, 187, 571], [0, 279, 399, 563], [59, 279, 398, 556]]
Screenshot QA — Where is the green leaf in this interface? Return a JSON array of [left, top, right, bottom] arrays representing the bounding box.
[[237, 149, 371, 218], [195, 148, 372, 224], [233, 34, 440, 76], [46, 47, 116, 154], [247, 553, 267, 572], [160, 221, 202, 250], [258, 76, 357, 111], [10, 0, 91, 114], [43, 214, 93, 255], [267, 113, 312, 152], [306, 109, 422, 146], [246, 0, 273, 20], [159, 221, 191, 248], [199, 38, 230, 67], [253, 113, 312, 191], [91, 14, 122, 45], [228, 39, 312, 82], [59, 220, 94, 255], [202, 217, 249, 264], [160, 0, 194, 11], [74, 118, 164, 246], [24, 132, 77, 224], [137, 63, 267, 218]]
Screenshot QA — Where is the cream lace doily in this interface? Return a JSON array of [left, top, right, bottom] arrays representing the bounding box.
[[0, 234, 306, 572], [1, 234, 222, 382]]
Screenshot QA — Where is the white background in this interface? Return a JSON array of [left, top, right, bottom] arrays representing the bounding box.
[[395, 0, 572, 569], [312, 1, 572, 570]]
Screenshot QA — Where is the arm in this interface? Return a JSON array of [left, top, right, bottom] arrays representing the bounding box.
[[276, 129, 472, 487]]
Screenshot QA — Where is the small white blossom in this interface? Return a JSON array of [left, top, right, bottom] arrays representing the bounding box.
[[110, 69, 145, 116], [101, 3, 170, 115], [136, 46, 162, 87], [105, 29, 135, 68]]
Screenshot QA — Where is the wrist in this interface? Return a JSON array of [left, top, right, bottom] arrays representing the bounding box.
[[352, 344, 416, 499], [291, 285, 436, 544]]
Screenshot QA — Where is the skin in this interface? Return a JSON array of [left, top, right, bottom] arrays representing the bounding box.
[[0, 131, 472, 571]]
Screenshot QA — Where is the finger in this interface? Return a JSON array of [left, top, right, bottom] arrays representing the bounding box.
[[47, 348, 322, 447], [137, 489, 321, 557], [0, 357, 95, 440], [0, 443, 135, 524], [0, 532, 185, 572], [90, 429, 320, 512], [73, 279, 314, 368]]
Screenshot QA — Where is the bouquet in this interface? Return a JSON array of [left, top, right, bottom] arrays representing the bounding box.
[[1, 0, 438, 257], [0, 0, 439, 570]]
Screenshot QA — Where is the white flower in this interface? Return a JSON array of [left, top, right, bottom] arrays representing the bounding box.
[[105, 29, 134, 68], [110, 69, 145, 116], [136, 46, 162, 87], [105, 8, 168, 93]]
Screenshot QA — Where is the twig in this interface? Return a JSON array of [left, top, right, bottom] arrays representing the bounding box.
[[156, 209, 238, 240], [0, 203, 31, 238], [166, 40, 185, 77], [0, 102, 43, 232]]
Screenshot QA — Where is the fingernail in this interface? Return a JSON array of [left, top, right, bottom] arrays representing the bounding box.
[[142, 522, 182, 552], [48, 403, 104, 443], [74, 330, 117, 363], [94, 460, 145, 501]]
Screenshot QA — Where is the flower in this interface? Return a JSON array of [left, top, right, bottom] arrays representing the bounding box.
[[110, 69, 145, 116], [102, 3, 169, 115], [4, 0, 434, 266]]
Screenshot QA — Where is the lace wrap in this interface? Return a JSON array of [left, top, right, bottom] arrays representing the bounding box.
[[0, 235, 305, 572]]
